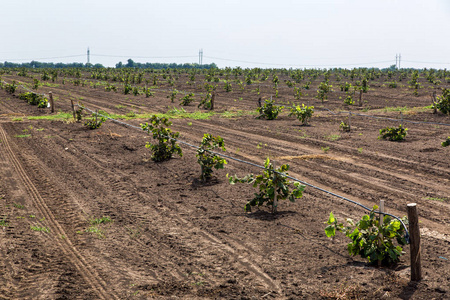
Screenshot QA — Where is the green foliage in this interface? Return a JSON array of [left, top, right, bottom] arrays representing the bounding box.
[[344, 95, 354, 105], [18, 92, 48, 108], [167, 89, 178, 103], [84, 112, 107, 129], [141, 115, 182, 162], [288, 104, 314, 125], [434, 88, 450, 115], [227, 158, 305, 212], [123, 83, 132, 95], [442, 136, 450, 147], [325, 207, 408, 266], [180, 93, 195, 106], [33, 78, 40, 90], [293, 87, 302, 99], [224, 81, 232, 92], [388, 81, 398, 88], [339, 121, 350, 132], [196, 134, 227, 181], [379, 125, 408, 141], [317, 81, 332, 102], [4, 81, 17, 94], [256, 99, 284, 120], [75, 104, 84, 122], [340, 82, 352, 92]]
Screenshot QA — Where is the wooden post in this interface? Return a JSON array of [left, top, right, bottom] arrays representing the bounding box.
[[272, 160, 278, 214], [258, 97, 262, 108], [407, 203, 422, 282], [400, 111, 403, 127], [71, 100, 76, 121], [348, 111, 352, 131], [49, 91, 54, 113], [432, 92, 437, 114], [210, 92, 215, 110], [378, 200, 385, 267], [358, 89, 362, 107]]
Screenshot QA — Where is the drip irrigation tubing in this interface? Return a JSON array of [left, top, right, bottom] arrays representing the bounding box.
[[78, 103, 410, 241]]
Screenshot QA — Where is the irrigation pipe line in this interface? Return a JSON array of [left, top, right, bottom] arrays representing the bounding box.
[[1, 79, 49, 98], [77, 103, 410, 241]]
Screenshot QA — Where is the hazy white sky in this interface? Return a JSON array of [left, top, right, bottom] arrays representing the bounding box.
[[1, 0, 449, 69]]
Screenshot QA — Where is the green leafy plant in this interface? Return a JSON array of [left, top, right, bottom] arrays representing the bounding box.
[[288, 104, 314, 125], [167, 89, 178, 103], [84, 112, 107, 129], [18, 92, 48, 108], [433, 88, 450, 115], [344, 95, 354, 105], [325, 207, 408, 266], [442, 136, 450, 147], [256, 99, 284, 120], [196, 134, 227, 181], [339, 121, 350, 132], [75, 104, 84, 122], [317, 81, 332, 102], [379, 125, 408, 141], [4, 81, 17, 94], [180, 93, 195, 106], [227, 158, 305, 212], [141, 115, 182, 162]]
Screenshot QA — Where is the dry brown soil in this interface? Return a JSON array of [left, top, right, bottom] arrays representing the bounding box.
[[0, 72, 449, 299]]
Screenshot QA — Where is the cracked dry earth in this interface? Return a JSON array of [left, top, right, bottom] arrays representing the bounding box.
[[0, 73, 449, 299]]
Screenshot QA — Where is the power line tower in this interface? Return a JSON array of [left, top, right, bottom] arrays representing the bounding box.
[[399, 53, 401, 69], [87, 47, 90, 65], [199, 49, 203, 65], [395, 54, 398, 68]]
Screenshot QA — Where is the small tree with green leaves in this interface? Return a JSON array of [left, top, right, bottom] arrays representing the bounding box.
[[167, 90, 178, 103], [288, 104, 314, 125], [141, 116, 182, 162], [4, 81, 17, 94], [227, 158, 305, 212], [84, 112, 107, 129], [317, 81, 332, 103], [442, 136, 450, 147], [325, 206, 408, 266], [256, 99, 284, 120], [434, 88, 450, 115], [196, 134, 227, 181], [379, 124, 408, 141], [180, 93, 195, 106]]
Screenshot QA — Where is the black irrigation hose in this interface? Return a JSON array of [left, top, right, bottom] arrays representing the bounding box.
[[79, 103, 410, 242]]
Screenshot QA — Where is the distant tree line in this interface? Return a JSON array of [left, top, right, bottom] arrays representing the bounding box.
[[0, 59, 217, 70]]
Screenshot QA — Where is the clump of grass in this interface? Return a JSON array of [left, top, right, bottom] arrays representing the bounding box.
[[0, 217, 9, 227], [13, 203, 24, 209], [325, 134, 340, 141], [424, 196, 447, 202], [321, 146, 330, 153], [14, 134, 31, 138], [80, 216, 113, 239], [30, 225, 50, 233]]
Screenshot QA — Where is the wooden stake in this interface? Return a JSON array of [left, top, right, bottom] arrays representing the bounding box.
[[71, 100, 76, 121], [407, 203, 422, 282], [358, 89, 362, 107], [272, 160, 278, 214], [49, 91, 54, 113], [378, 200, 385, 267], [400, 111, 403, 127], [258, 97, 262, 108], [432, 92, 437, 114], [348, 111, 352, 131], [210, 92, 215, 110]]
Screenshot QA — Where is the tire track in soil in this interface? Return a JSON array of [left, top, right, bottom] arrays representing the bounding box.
[[23, 123, 280, 296], [173, 119, 450, 241], [0, 124, 118, 300]]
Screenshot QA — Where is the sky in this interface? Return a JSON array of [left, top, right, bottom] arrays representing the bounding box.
[[1, 0, 450, 69]]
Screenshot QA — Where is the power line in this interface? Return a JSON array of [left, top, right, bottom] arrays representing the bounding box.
[[203, 55, 394, 68], [0, 54, 85, 62]]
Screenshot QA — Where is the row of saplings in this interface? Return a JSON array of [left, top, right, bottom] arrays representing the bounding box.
[[75, 108, 413, 268], [258, 98, 450, 145]]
